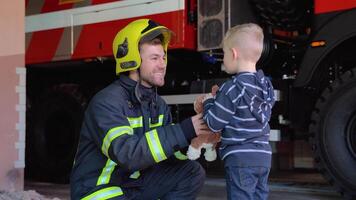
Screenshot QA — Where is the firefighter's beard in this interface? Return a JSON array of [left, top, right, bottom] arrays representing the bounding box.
[[141, 71, 166, 87]]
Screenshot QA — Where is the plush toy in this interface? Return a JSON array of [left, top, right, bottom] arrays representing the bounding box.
[[186, 131, 221, 161], [186, 85, 221, 161]]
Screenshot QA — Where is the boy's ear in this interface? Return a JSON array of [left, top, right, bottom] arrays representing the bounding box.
[[231, 47, 238, 60]]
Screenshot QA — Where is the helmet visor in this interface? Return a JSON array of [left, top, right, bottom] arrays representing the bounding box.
[[140, 28, 176, 47]]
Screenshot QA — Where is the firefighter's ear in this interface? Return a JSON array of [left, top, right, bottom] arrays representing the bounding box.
[[116, 38, 128, 58]]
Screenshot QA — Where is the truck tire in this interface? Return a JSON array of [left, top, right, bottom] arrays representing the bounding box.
[[310, 69, 356, 199], [26, 84, 85, 183]]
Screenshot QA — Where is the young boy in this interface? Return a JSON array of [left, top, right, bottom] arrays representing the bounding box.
[[195, 23, 275, 200]]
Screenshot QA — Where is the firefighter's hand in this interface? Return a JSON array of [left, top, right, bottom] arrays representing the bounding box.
[[193, 95, 205, 113], [191, 113, 212, 135]]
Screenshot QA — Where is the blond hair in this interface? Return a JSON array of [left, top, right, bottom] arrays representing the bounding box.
[[223, 23, 264, 62]]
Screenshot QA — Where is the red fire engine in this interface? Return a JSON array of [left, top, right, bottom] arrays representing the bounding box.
[[25, 0, 356, 198]]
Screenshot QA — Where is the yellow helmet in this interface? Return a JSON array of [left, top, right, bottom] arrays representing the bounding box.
[[112, 19, 172, 74]]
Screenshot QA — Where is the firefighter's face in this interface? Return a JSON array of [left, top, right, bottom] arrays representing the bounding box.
[[139, 43, 167, 87]]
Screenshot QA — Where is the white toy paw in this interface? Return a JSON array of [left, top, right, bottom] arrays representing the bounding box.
[[187, 145, 202, 160], [202, 143, 217, 162], [204, 148, 217, 162]]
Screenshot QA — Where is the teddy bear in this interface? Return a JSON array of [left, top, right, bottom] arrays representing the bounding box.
[[186, 85, 221, 161]]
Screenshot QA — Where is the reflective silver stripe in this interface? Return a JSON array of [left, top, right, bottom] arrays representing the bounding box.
[[81, 186, 123, 200], [145, 129, 167, 162], [102, 126, 133, 157], [127, 116, 143, 128], [149, 114, 164, 128], [97, 159, 117, 185]]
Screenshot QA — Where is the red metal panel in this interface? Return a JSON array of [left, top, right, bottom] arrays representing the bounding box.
[[91, 0, 119, 5], [26, 1, 197, 64], [41, 0, 74, 13], [27, 0, 116, 15], [72, 10, 196, 60], [315, 0, 356, 14], [26, 29, 64, 64], [184, 0, 197, 50]]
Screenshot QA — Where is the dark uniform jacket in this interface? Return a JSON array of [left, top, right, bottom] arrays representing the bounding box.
[[70, 75, 194, 199]]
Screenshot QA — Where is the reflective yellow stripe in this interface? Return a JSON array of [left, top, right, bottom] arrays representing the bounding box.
[[81, 186, 123, 200], [145, 129, 167, 162], [129, 171, 140, 179], [127, 116, 143, 128], [174, 151, 188, 160], [97, 159, 117, 185], [149, 115, 164, 128], [102, 126, 133, 157]]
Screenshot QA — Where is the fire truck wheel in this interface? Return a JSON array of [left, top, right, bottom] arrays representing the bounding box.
[[310, 68, 356, 198], [27, 84, 84, 183]]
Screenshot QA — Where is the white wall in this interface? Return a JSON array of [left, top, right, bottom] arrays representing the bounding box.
[[0, 1, 25, 191]]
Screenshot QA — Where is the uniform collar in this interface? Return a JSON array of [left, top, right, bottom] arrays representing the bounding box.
[[117, 74, 156, 104], [117, 74, 159, 124]]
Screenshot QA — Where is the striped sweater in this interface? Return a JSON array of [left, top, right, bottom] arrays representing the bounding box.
[[203, 70, 275, 167]]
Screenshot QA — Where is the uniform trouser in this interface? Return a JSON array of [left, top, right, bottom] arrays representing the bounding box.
[[123, 160, 206, 200]]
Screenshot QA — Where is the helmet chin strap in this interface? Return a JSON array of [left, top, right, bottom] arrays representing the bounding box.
[[134, 74, 158, 103], [134, 70, 143, 103], [134, 69, 159, 123]]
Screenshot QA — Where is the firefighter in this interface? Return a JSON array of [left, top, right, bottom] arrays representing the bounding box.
[[70, 19, 211, 199]]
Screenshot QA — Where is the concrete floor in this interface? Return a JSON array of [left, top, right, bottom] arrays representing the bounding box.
[[25, 175, 344, 200], [197, 178, 343, 200]]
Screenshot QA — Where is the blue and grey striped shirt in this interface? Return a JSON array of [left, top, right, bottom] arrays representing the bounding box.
[[203, 70, 275, 167]]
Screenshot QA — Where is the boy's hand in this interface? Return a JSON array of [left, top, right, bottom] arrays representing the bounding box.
[[194, 85, 219, 113], [211, 85, 219, 96], [202, 84, 219, 102], [194, 95, 205, 113]]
